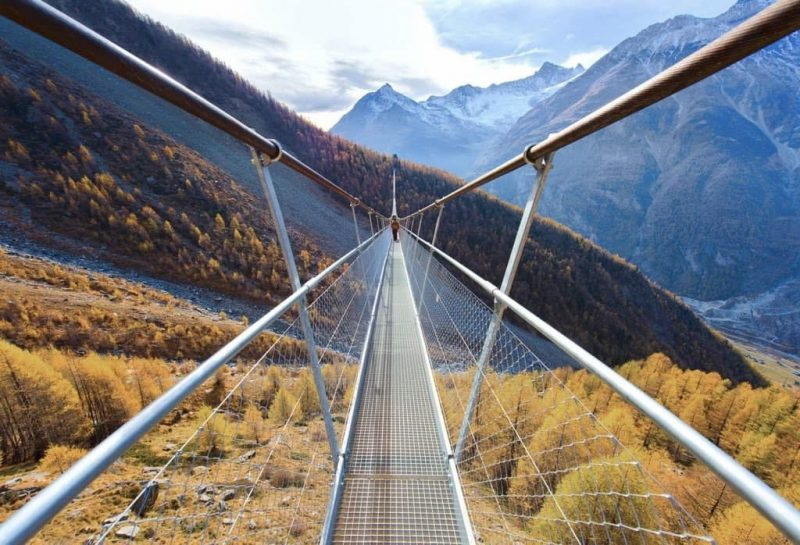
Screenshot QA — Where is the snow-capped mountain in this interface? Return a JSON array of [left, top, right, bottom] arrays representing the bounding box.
[[331, 63, 583, 176], [331, 0, 800, 355], [482, 0, 800, 354]]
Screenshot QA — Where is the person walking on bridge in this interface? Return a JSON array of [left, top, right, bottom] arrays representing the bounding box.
[[390, 215, 400, 242]]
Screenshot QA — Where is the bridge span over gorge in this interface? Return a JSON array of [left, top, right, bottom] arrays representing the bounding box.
[[1, 0, 800, 543]]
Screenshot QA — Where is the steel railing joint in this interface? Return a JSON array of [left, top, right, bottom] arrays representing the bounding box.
[[251, 140, 282, 167]]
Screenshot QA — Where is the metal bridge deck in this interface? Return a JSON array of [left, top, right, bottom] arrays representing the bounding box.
[[331, 243, 469, 544]]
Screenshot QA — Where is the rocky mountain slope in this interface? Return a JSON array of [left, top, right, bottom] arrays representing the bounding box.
[[486, 0, 800, 330], [332, 63, 583, 176], [330, 0, 800, 355], [0, 0, 762, 384]]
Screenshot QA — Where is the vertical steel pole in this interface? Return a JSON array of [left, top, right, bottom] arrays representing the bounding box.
[[406, 215, 417, 258], [368, 212, 375, 236], [412, 212, 425, 266], [350, 202, 362, 246], [454, 152, 555, 460], [391, 165, 398, 217], [419, 204, 444, 312], [251, 148, 339, 460]]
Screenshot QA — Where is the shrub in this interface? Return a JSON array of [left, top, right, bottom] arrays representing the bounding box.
[[39, 445, 88, 475], [194, 405, 231, 456]]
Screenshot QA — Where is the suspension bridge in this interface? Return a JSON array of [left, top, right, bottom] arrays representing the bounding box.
[[1, 0, 800, 543]]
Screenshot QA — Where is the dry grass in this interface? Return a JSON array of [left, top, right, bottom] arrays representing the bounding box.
[[0, 364, 343, 545], [0, 248, 280, 360]]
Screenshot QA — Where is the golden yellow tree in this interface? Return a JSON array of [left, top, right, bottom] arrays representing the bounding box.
[[269, 387, 298, 426], [39, 444, 88, 475], [0, 340, 88, 463], [294, 369, 320, 421], [241, 404, 265, 443]]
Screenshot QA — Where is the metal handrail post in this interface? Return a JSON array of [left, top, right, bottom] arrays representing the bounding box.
[[0, 231, 381, 545], [350, 202, 362, 246], [408, 230, 800, 543], [391, 165, 398, 217], [419, 204, 444, 314], [412, 212, 425, 265], [454, 153, 555, 460], [252, 148, 339, 460], [368, 212, 374, 236]]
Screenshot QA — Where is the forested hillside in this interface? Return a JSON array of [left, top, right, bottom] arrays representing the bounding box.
[[0, 0, 762, 384], [0, 44, 332, 308]]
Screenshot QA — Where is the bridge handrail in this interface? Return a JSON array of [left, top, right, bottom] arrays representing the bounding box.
[[0, 0, 385, 219], [406, 0, 800, 218], [0, 230, 386, 545], [405, 228, 800, 543]]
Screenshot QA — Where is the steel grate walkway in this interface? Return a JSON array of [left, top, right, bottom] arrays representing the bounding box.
[[331, 243, 470, 544]]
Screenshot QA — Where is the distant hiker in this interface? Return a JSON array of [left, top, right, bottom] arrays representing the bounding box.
[[391, 215, 400, 242]]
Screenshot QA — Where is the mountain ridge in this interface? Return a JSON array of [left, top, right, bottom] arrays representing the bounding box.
[[329, 0, 800, 355], [0, 0, 763, 385], [331, 62, 583, 176], [486, 0, 799, 302]]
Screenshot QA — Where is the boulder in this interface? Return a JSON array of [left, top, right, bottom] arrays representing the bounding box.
[[115, 524, 139, 539], [220, 489, 236, 501], [131, 481, 160, 516], [237, 450, 256, 463], [102, 514, 128, 526]]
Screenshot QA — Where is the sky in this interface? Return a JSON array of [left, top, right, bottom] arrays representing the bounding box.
[[125, 0, 735, 129]]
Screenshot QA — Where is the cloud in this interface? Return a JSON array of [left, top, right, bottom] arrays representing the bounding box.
[[329, 60, 384, 94], [180, 17, 287, 51], [482, 47, 552, 63], [421, 0, 734, 69], [125, 0, 735, 129], [562, 47, 610, 69]]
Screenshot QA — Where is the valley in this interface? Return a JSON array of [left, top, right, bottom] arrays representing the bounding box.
[[0, 0, 798, 543], [334, 0, 800, 358], [0, 0, 760, 385]]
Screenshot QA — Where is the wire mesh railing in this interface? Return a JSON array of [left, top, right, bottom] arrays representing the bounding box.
[[2, 1, 800, 543], [4, 231, 389, 545], [400, 230, 715, 544], [110, 232, 388, 545]]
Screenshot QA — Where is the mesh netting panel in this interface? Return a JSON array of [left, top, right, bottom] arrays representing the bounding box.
[[24, 232, 391, 545], [400, 232, 715, 545]]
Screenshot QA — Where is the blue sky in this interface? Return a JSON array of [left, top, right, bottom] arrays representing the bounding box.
[[126, 0, 736, 128]]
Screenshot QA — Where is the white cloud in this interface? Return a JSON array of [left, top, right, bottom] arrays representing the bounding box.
[[126, 0, 542, 128], [124, 0, 734, 129], [562, 47, 610, 69]]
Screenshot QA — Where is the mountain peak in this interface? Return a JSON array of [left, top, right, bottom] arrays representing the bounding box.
[[721, 0, 773, 23], [366, 82, 412, 104], [533, 61, 584, 84], [340, 81, 419, 121]]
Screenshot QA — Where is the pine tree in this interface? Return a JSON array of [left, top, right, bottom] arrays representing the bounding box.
[[268, 387, 298, 426]]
